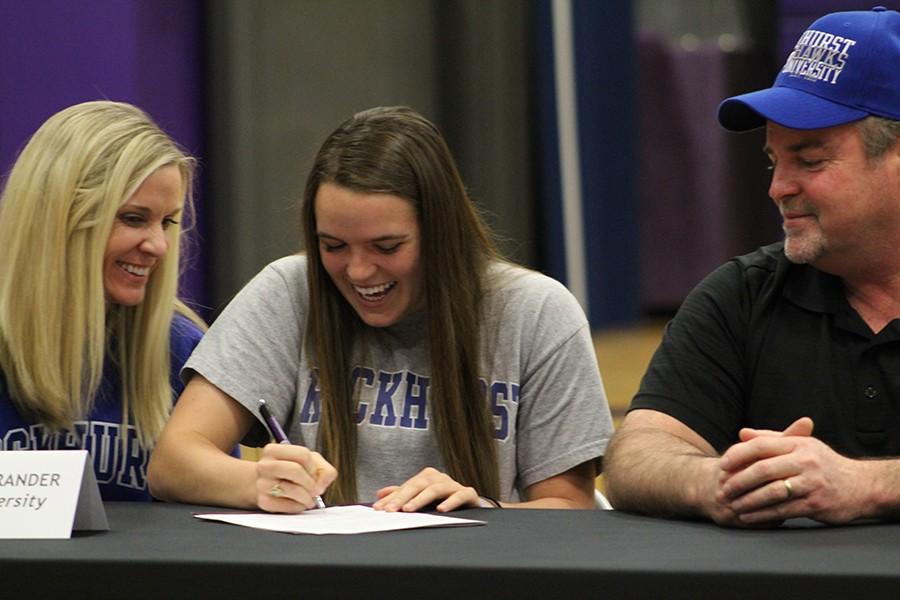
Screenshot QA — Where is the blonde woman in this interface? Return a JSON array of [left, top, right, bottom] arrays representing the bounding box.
[[149, 107, 613, 512], [0, 101, 206, 500]]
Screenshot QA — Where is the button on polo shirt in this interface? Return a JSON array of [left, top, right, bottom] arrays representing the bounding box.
[[633, 243, 900, 458]]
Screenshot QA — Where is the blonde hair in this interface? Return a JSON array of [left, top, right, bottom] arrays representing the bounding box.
[[0, 100, 205, 446], [302, 106, 501, 504]]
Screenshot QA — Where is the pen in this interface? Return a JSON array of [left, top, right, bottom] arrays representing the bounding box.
[[258, 399, 326, 509]]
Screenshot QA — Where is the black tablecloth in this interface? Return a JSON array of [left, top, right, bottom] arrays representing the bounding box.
[[2, 503, 898, 599]]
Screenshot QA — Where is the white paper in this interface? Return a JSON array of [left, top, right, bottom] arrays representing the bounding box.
[[193, 504, 484, 535]]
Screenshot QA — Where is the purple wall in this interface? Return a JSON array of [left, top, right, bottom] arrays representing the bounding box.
[[0, 0, 207, 309]]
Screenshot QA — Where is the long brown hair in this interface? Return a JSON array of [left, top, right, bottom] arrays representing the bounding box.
[[302, 106, 501, 503]]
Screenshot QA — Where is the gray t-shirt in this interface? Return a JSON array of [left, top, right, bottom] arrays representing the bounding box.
[[185, 255, 612, 502]]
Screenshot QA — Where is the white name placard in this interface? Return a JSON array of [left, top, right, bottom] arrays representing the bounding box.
[[0, 450, 108, 539]]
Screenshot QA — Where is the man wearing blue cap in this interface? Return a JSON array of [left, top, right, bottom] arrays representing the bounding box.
[[605, 7, 900, 527]]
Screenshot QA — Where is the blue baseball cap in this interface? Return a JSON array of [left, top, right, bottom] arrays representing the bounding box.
[[718, 6, 900, 131]]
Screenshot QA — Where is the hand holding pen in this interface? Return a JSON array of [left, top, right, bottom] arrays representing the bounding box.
[[256, 399, 333, 511]]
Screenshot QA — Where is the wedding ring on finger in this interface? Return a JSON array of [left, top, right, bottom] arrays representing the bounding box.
[[783, 478, 793, 500], [269, 483, 285, 498]]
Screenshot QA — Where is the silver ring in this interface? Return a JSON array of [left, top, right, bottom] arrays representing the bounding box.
[[269, 483, 285, 498]]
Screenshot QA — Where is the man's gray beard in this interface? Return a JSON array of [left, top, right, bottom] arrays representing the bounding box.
[[783, 231, 826, 265]]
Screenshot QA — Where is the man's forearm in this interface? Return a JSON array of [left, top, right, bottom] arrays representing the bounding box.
[[604, 426, 719, 519], [858, 458, 900, 521]]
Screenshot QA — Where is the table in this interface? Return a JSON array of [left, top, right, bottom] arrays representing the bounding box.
[[2, 503, 898, 599]]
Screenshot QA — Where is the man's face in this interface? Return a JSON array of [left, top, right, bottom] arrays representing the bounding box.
[[764, 121, 900, 276]]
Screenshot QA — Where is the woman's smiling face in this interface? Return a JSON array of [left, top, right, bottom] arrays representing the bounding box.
[[315, 182, 423, 327], [103, 165, 182, 307]]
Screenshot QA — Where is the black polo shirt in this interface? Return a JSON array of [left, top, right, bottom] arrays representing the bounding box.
[[632, 242, 900, 457]]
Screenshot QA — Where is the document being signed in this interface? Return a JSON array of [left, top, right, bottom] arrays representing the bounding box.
[[193, 504, 485, 535]]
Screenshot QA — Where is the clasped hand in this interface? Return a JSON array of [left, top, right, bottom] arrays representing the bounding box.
[[707, 417, 867, 527]]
